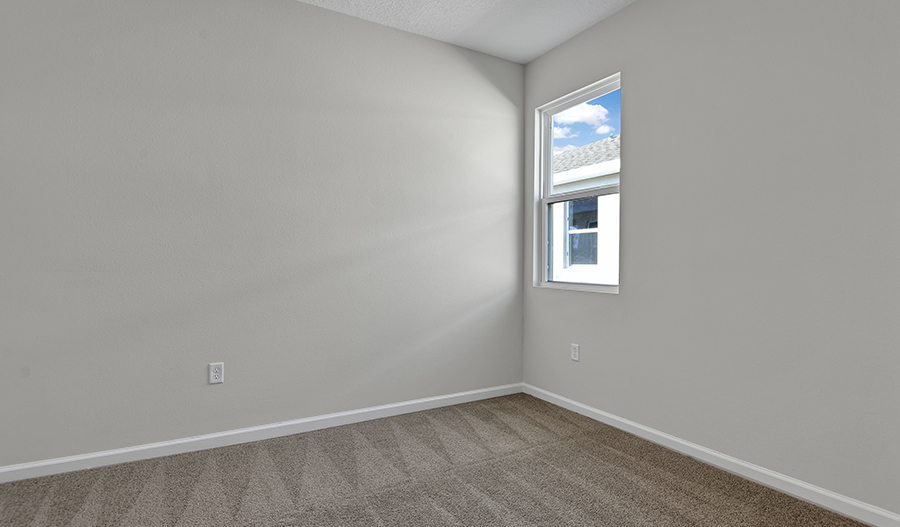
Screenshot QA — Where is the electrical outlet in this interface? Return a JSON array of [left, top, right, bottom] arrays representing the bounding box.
[[571, 344, 580, 362], [209, 362, 224, 384]]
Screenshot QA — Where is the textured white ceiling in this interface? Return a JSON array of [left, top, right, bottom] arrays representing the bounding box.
[[294, 0, 638, 64]]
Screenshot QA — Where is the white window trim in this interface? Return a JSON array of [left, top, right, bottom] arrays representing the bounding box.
[[533, 72, 621, 294]]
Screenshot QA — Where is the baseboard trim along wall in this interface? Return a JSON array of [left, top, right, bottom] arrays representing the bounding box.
[[3, 382, 898, 527], [0, 383, 524, 485], [522, 384, 900, 527]]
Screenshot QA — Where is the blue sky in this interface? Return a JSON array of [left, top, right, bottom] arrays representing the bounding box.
[[553, 88, 620, 156]]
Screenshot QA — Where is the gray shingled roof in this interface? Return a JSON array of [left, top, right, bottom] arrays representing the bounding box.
[[553, 134, 620, 173]]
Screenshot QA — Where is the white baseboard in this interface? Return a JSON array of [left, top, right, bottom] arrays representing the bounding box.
[[0, 383, 524, 484], [4, 381, 897, 527], [523, 384, 900, 527]]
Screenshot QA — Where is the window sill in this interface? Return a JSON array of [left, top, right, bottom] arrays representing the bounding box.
[[535, 281, 619, 294]]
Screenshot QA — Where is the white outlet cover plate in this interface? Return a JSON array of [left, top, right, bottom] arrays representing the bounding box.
[[571, 344, 580, 361], [209, 362, 224, 384]]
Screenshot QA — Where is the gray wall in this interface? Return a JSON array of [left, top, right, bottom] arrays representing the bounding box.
[[0, 0, 524, 466], [3, 0, 897, 515], [524, 0, 900, 513]]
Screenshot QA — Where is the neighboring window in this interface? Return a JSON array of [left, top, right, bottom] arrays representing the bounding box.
[[535, 72, 620, 293]]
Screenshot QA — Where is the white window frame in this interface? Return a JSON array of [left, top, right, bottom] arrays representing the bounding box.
[[534, 72, 621, 294]]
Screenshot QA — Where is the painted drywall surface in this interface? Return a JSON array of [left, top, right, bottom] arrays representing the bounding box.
[[0, 0, 524, 466], [524, 0, 900, 513]]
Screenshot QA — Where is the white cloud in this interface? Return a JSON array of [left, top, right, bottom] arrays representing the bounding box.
[[553, 145, 577, 156], [595, 125, 614, 135], [553, 126, 577, 139], [554, 102, 609, 127]]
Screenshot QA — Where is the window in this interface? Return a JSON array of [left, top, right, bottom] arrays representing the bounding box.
[[535, 72, 620, 293]]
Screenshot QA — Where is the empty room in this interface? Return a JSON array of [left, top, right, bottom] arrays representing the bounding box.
[[1, 0, 898, 525]]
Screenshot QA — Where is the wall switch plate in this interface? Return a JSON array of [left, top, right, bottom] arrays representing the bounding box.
[[571, 344, 580, 362], [209, 362, 224, 384]]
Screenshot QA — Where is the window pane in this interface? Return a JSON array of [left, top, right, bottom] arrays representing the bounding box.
[[569, 233, 597, 264], [550, 88, 620, 195], [548, 193, 619, 285], [569, 197, 597, 230]]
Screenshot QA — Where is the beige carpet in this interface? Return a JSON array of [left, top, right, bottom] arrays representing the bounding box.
[[0, 394, 866, 526]]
